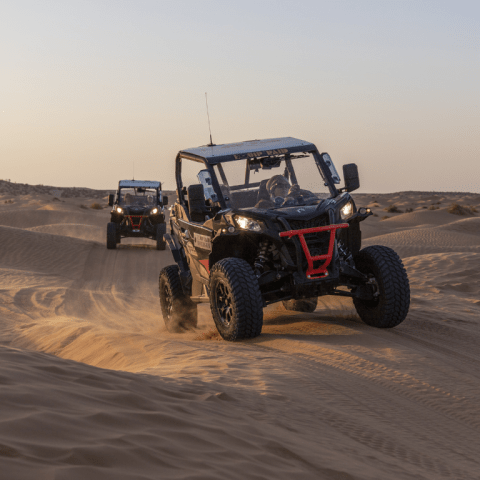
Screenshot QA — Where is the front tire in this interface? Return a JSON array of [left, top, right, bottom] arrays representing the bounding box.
[[156, 223, 166, 251], [106, 222, 117, 249], [353, 245, 410, 328], [282, 297, 318, 312], [209, 258, 263, 341], [159, 265, 197, 332]]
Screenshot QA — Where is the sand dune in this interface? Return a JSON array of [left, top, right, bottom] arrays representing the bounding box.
[[0, 209, 107, 230], [26, 224, 105, 243], [0, 184, 479, 479], [0, 226, 92, 277]]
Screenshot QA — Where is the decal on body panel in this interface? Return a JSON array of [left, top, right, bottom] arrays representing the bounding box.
[[194, 233, 212, 251]]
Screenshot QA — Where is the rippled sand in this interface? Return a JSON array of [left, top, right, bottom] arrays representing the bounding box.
[[1, 185, 479, 479]]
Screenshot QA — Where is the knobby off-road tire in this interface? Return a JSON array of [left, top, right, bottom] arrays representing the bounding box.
[[106, 222, 117, 249], [159, 265, 197, 332], [209, 258, 263, 341], [156, 223, 166, 251], [353, 245, 410, 328], [282, 297, 318, 313]]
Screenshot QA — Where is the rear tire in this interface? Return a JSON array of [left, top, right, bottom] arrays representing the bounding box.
[[159, 265, 197, 332], [353, 245, 410, 328], [209, 258, 263, 341], [106, 222, 117, 249], [156, 223, 166, 251], [282, 297, 318, 312]]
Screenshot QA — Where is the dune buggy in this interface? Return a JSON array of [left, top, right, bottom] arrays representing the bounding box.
[[107, 180, 168, 250], [159, 137, 410, 340]]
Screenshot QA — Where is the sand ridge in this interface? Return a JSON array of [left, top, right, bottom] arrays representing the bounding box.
[[0, 183, 479, 479]]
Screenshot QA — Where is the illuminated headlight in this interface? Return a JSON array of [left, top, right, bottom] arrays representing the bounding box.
[[151, 208, 158, 215], [340, 202, 353, 219], [234, 216, 261, 232], [116, 207, 123, 214]]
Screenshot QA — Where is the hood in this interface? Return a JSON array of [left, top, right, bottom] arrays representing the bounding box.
[[240, 198, 336, 222], [123, 206, 150, 215]]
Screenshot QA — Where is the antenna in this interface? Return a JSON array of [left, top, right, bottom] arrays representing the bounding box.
[[205, 92, 214, 146], [133, 161, 135, 180]]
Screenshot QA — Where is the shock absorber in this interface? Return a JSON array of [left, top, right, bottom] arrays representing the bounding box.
[[338, 241, 353, 264], [254, 241, 269, 275]]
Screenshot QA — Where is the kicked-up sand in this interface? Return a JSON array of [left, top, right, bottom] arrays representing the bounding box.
[[0, 182, 479, 479]]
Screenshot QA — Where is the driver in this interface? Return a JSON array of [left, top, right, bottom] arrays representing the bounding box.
[[124, 193, 133, 205], [266, 175, 290, 200], [254, 175, 290, 208]]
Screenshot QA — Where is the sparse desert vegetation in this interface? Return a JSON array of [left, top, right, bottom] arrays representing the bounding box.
[[384, 204, 402, 213], [447, 203, 476, 215]]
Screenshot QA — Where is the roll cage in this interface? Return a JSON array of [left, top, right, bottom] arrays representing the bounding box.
[[175, 137, 341, 210], [114, 180, 163, 207]]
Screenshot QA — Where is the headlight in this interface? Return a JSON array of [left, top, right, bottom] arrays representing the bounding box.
[[234, 215, 261, 232], [340, 202, 353, 219], [151, 208, 158, 215], [116, 207, 123, 214]]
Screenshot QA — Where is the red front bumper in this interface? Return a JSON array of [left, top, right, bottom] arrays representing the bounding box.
[[128, 215, 145, 229], [280, 223, 349, 279]]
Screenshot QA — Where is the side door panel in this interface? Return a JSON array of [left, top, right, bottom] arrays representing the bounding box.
[[177, 218, 213, 295]]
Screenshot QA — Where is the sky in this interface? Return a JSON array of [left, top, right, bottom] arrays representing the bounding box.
[[1, 0, 479, 193]]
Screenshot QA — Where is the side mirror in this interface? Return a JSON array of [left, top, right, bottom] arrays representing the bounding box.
[[343, 164, 360, 192], [162, 195, 169, 206], [108, 194, 114, 206]]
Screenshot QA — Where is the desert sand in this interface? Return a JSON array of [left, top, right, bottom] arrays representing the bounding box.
[[0, 182, 479, 479]]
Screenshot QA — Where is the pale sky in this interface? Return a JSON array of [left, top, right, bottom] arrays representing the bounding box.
[[1, 0, 479, 192]]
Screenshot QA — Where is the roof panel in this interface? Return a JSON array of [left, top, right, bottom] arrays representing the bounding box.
[[180, 137, 316, 162], [118, 180, 161, 188]]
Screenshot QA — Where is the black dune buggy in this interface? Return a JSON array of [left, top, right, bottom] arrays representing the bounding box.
[[107, 180, 169, 250], [159, 137, 410, 341]]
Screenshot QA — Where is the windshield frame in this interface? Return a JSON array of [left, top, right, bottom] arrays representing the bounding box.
[[176, 146, 339, 211], [117, 187, 160, 207]]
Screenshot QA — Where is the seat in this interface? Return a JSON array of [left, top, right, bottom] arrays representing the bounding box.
[[253, 179, 274, 208], [187, 184, 209, 223], [256, 180, 270, 204]]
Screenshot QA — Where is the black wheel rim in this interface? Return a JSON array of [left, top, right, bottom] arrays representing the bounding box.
[[214, 281, 233, 327]]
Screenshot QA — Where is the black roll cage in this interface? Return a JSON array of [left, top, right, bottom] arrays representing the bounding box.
[[114, 186, 162, 207], [175, 146, 340, 210]]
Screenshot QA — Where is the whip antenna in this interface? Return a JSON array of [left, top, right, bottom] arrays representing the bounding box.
[[205, 92, 214, 146]]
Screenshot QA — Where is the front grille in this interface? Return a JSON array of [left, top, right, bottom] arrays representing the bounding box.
[[283, 215, 331, 267]]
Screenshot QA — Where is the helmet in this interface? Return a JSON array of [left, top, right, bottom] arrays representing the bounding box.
[[266, 175, 290, 198]]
